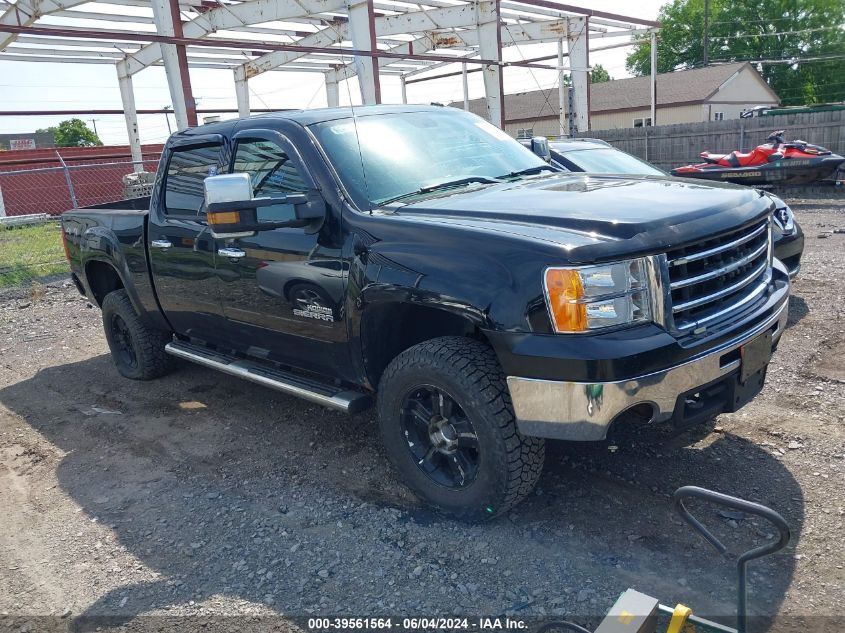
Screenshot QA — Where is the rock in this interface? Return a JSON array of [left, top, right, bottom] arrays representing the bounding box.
[[718, 509, 746, 521], [787, 441, 804, 450], [317, 569, 329, 579]]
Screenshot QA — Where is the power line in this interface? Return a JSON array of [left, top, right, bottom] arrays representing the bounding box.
[[708, 53, 845, 64], [716, 26, 843, 39]]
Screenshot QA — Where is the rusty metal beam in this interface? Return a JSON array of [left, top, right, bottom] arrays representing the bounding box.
[[168, 0, 198, 127]]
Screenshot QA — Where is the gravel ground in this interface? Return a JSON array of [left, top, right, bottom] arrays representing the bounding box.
[[0, 198, 843, 633]]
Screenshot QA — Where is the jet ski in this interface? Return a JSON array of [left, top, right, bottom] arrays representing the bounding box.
[[672, 130, 844, 185]]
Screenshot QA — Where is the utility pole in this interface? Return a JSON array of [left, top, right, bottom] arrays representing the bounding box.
[[703, 0, 710, 66], [89, 118, 99, 136]]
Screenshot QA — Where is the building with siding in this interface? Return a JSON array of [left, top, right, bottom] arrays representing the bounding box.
[[452, 62, 780, 136], [0, 132, 56, 150]]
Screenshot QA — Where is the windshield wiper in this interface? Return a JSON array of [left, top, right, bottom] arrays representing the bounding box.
[[500, 165, 558, 179], [377, 176, 501, 206]]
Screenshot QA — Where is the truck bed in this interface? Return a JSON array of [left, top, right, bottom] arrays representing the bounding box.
[[80, 195, 151, 212], [61, 197, 163, 330]]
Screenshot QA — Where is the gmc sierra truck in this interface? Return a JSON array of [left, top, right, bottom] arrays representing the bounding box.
[[61, 105, 790, 519]]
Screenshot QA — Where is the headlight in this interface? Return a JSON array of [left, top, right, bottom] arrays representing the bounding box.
[[543, 258, 652, 333], [767, 194, 795, 234], [773, 206, 795, 234]]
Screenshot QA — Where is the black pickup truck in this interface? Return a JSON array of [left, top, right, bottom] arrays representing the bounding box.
[[62, 105, 790, 519]]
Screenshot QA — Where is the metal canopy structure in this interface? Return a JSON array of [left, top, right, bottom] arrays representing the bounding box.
[[0, 0, 659, 169]]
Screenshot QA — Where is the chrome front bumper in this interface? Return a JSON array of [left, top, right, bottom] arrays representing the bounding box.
[[506, 297, 789, 442]]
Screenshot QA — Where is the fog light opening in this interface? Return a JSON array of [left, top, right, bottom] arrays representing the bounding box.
[[607, 402, 658, 439], [628, 403, 657, 423]]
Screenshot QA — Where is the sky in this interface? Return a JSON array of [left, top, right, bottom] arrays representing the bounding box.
[[0, 0, 666, 145]]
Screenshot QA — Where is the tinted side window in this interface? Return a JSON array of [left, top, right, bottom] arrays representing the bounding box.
[[164, 143, 222, 216], [232, 140, 307, 223]]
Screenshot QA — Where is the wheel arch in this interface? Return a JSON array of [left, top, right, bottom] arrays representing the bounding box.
[[360, 301, 491, 389], [84, 259, 125, 306]]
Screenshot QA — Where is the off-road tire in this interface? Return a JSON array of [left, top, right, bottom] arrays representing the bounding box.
[[377, 336, 545, 520], [101, 289, 173, 380]]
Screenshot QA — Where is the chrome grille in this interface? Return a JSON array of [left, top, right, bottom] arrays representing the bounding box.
[[666, 218, 772, 333]]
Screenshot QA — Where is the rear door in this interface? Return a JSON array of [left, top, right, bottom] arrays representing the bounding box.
[[148, 136, 228, 342], [214, 128, 350, 376]]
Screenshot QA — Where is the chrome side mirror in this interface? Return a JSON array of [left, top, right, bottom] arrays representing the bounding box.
[[203, 173, 326, 238], [530, 136, 551, 162], [204, 173, 253, 207]]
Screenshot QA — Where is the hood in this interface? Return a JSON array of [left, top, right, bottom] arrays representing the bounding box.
[[396, 173, 773, 263]]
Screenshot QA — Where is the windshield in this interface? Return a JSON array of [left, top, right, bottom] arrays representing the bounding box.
[[311, 110, 547, 208], [553, 147, 665, 176]]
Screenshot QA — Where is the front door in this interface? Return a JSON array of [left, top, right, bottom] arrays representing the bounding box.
[[148, 137, 227, 342], [215, 132, 349, 376]]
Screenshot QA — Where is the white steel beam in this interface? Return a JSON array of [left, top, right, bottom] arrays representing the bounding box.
[[429, 18, 568, 48], [346, 0, 379, 104], [235, 25, 342, 82], [328, 34, 432, 83], [235, 76, 250, 117], [476, 0, 503, 128], [0, 52, 117, 63], [557, 38, 565, 136], [206, 4, 484, 83], [650, 30, 657, 125], [371, 3, 477, 34], [117, 66, 143, 172], [149, 0, 191, 130], [5, 45, 126, 58], [462, 61, 469, 110], [325, 73, 339, 106], [121, 0, 348, 76], [567, 15, 589, 132], [0, 0, 88, 50]]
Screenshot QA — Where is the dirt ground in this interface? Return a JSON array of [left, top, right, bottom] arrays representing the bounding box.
[[0, 199, 843, 633]]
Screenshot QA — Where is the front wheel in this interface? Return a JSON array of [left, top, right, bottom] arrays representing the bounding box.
[[101, 289, 173, 380], [377, 336, 545, 520]]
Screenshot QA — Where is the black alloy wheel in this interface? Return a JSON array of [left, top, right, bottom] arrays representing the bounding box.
[[400, 385, 480, 488], [109, 313, 138, 370], [101, 289, 173, 380]]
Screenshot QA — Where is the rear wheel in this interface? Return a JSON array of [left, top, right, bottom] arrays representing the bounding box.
[[101, 289, 173, 380], [377, 336, 545, 520]]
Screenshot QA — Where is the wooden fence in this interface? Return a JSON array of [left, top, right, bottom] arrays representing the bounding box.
[[577, 110, 844, 173]]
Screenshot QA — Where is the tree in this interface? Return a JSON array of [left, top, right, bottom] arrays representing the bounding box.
[[625, 0, 845, 105], [36, 118, 103, 147], [591, 64, 612, 83]]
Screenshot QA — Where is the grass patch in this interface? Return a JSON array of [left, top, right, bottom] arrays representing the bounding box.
[[0, 222, 69, 288]]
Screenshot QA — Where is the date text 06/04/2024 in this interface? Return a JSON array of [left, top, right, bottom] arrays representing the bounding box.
[[306, 617, 528, 630]]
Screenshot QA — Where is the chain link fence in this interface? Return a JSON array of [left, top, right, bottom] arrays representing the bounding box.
[[0, 157, 160, 291], [0, 157, 160, 217]]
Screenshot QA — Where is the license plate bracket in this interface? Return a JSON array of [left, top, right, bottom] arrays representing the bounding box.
[[740, 330, 773, 383]]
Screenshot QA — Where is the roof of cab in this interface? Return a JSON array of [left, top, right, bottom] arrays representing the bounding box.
[[548, 138, 612, 152], [173, 104, 461, 140]]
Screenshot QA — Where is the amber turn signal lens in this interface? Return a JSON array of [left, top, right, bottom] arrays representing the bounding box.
[[544, 268, 587, 332], [207, 211, 240, 226]]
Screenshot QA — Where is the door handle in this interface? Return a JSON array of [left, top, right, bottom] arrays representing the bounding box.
[[151, 239, 172, 249], [218, 247, 246, 259]]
